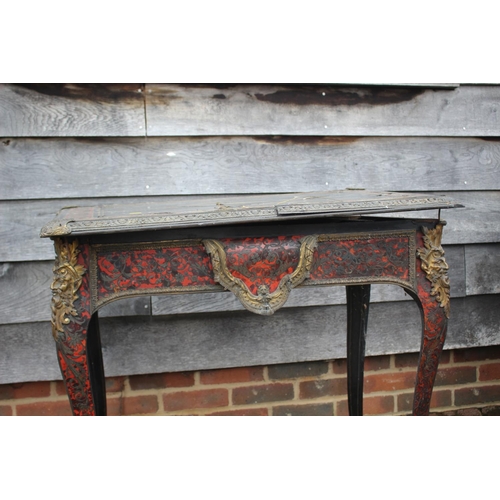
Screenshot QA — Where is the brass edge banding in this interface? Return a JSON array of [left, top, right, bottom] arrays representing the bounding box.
[[301, 276, 416, 293], [90, 245, 98, 314], [93, 284, 225, 312], [56, 209, 278, 235], [317, 229, 415, 242], [91, 239, 204, 254], [278, 196, 454, 214]]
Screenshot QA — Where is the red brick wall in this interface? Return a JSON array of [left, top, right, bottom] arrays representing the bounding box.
[[2, 345, 500, 416]]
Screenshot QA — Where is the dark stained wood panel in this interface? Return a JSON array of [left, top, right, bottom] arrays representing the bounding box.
[[145, 84, 500, 137], [0, 246, 466, 325], [0, 84, 146, 137], [1, 295, 499, 384], [2, 136, 500, 201]]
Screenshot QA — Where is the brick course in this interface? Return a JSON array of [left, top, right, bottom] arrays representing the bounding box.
[[232, 383, 294, 406], [206, 407, 269, 416], [434, 366, 477, 386], [1, 345, 499, 416], [200, 366, 264, 385], [454, 385, 500, 407], [17, 400, 72, 417], [0, 405, 13, 416], [299, 378, 347, 399], [272, 403, 334, 416], [268, 361, 329, 380], [163, 388, 228, 412], [479, 363, 500, 381], [129, 372, 195, 391], [397, 389, 452, 413], [364, 371, 416, 393]]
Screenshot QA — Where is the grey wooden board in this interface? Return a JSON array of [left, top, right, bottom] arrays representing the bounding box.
[[0, 260, 151, 324], [2, 136, 500, 201], [352, 84, 460, 89], [0, 246, 466, 325], [465, 244, 500, 295], [1, 192, 497, 262], [145, 84, 500, 136], [0, 84, 146, 137], [1, 295, 499, 384], [372, 191, 500, 247]]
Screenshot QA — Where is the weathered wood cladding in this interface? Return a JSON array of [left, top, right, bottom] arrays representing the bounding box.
[[2, 136, 500, 201], [1, 295, 499, 385], [0, 84, 146, 137], [145, 84, 500, 136], [0, 83, 499, 385], [2, 83, 500, 137]]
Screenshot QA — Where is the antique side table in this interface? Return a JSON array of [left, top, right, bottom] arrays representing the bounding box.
[[40, 190, 460, 416]]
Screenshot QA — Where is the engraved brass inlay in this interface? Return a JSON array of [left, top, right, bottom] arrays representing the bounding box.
[[50, 239, 86, 339], [417, 224, 451, 318], [203, 235, 319, 316]]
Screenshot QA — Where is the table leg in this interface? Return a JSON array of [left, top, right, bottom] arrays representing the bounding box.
[[346, 284, 371, 416], [51, 239, 104, 415], [54, 311, 106, 416], [411, 224, 450, 416], [412, 302, 447, 415]]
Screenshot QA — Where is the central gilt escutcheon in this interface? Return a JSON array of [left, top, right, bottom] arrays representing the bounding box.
[[203, 235, 318, 315]]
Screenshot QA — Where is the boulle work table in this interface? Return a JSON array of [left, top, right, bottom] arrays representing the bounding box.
[[40, 190, 460, 416]]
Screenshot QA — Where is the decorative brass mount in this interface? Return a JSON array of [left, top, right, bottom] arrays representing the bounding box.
[[50, 239, 86, 339], [203, 235, 318, 316], [417, 224, 451, 318]]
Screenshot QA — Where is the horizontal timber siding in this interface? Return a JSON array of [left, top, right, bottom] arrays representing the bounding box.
[[0, 83, 499, 385], [144, 84, 500, 137], [2, 136, 500, 200], [1, 295, 499, 384], [4, 83, 500, 138]]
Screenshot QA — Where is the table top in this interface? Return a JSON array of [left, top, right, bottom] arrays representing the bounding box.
[[40, 190, 461, 238]]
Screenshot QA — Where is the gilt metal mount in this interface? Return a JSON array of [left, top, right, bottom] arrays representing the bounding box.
[[417, 224, 451, 318], [50, 239, 86, 339], [203, 235, 318, 315]]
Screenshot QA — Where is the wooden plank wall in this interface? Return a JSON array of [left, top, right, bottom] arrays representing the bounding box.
[[1, 83, 499, 384]]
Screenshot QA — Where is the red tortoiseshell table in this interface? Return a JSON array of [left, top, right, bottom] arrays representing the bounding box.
[[40, 191, 460, 416]]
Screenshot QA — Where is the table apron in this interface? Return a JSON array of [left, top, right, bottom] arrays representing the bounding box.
[[89, 229, 417, 313]]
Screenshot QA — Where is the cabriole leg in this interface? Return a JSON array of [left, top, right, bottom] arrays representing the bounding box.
[[413, 303, 447, 415], [412, 223, 450, 416], [51, 238, 104, 415]]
